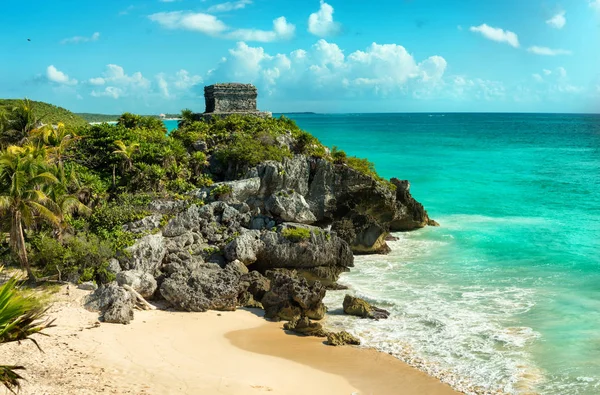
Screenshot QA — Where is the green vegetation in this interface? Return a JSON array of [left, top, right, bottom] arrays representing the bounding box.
[[0, 98, 392, 286], [0, 99, 88, 131], [0, 273, 53, 392], [75, 113, 119, 123], [282, 227, 311, 242]]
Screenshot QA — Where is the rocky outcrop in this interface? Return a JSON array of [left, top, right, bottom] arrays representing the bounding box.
[[283, 317, 328, 337], [84, 283, 135, 324], [122, 214, 162, 234], [160, 262, 244, 312], [261, 270, 327, 321], [224, 223, 353, 285], [388, 179, 431, 231], [326, 331, 361, 346], [265, 191, 316, 224], [116, 270, 157, 298], [343, 295, 390, 320], [122, 233, 167, 275]]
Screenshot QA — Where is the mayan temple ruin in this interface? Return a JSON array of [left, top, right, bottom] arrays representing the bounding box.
[[194, 83, 271, 121]]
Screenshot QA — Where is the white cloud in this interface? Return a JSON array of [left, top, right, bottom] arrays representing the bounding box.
[[148, 12, 228, 35], [469, 24, 519, 48], [46, 65, 78, 85], [156, 70, 203, 99], [451, 76, 505, 100], [91, 87, 124, 99], [308, 1, 341, 37], [149, 11, 294, 41], [527, 46, 572, 56], [227, 17, 295, 42], [61, 32, 100, 44], [532, 73, 543, 82], [89, 77, 105, 85], [543, 69, 552, 76], [546, 11, 566, 29], [590, 0, 600, 11], [208, 0, 252, 13]]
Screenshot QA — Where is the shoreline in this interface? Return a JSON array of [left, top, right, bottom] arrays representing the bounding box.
[[0, 286, 460, 395]]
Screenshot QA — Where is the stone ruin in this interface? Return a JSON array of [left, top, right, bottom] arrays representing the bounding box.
[[194, 83, 271, 121]]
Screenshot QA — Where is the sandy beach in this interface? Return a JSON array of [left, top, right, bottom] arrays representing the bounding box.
[[0, 286, 459, 395]]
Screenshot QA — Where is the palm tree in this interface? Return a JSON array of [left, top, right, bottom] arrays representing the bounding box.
[[113, 140, 139, 173], [0, 99, 40, 148], [30, 123, 79, 183], [178, 109, 195, 129], [0, 273, 54, 392], [0, 145, 60, 282]]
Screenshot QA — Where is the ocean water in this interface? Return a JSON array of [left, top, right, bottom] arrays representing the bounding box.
[[282, 113, 600, 395]]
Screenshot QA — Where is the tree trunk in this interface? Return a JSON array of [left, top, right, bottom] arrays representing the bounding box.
[[12, 210, 36, 282]]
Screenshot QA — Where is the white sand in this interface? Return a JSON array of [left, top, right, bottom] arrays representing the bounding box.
[[0, 286, 459, 395]]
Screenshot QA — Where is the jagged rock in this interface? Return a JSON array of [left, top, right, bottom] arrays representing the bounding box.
[[122, 214, 163, 234], [84, 282, 135, 325], [428, 219, 440, 227], [107, 258, 122, 275], [326, 331, 361, 346], [261, 270, 326, 321], [265, 191, 317, 224], [116, 270, 158, 299], [256, 156, 311, 198], [160, 263, 243, 312], [226, 259, 249, 275], [343, 295, 390, 320], [347, 214, 391, 255], [225, 224, 353, 284], [122, 233, 167, 275], [283, 317, 328, 337], [240, 271, 270, 302], [389, 178, 431, 231], [237, 291, 263, 309], [193, 178, 261, 204], [78, 282, 97, 291], [147, 200, 187, 214]]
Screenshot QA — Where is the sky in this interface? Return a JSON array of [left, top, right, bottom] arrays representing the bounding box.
[[0, 0, 599, 114]]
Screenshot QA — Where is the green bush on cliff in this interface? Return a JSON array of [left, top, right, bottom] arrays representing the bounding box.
[[282, 227, 311, 242]]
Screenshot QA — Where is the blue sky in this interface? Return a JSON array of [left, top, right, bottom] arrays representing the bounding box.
[[0, 0, 599, 114]]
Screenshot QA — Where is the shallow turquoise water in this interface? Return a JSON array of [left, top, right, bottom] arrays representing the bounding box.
[[283, 113, 600, 395]]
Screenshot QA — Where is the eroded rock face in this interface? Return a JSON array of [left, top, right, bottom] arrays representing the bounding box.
[[342, 294, 390, 320], [123, 214, 163, 234], [283, 317, 328, 337], [122, 233, 167, 275], [265, 191, 316, 224], [160, 263, 244, 312], [261, 270, 327, 321], [326, 331, 361, 346], [116, 270, 157, 298], [84, 282, 135, 325]]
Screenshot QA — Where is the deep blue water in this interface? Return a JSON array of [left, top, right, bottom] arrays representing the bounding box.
[[276, 113, 600, 395]]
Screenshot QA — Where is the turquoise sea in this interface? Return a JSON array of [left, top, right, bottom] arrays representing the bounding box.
[[275, 113, 600, 395]]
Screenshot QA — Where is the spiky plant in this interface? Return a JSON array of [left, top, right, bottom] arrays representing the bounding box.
[[0, 274, 54, 392]]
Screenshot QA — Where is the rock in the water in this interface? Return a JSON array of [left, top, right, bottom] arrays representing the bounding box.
[[342, 294, 390, 320], [261, 270, 327, 321], [116, 270, 157, 298], [160, 263, 243, 312], [283, 317, 328, 337], [326, 331, 361, 346], [122, 233, 167, 275], [84, 282, 135, 324]]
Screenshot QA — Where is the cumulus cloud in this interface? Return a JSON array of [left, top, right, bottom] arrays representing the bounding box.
[[546, 11, 566, 29], [308, 1, 341, 37], [61, 32, 100, 44], [532, 73, 543, 82], [208, 0, 252, 13], [46, 65, 78, 85], [529, 67, 584, 95], [528, 46, 572, 56], [207, 40, 447, 99], [590, 0, 600, 11], [89, 64, 150, 99], [469, 24, 519, 48], [227, 17, 295, 42], [148, 12, 228, 35], [156, 70, 203, 99], [149, 11, 294, 41]]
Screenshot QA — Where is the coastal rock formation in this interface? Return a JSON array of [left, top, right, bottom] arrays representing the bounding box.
[[116, 270, 157, 299], [343, 294, 390, 320], [84, 283, 135, 325], [261, 270, 327, 321], [283, 317, 328, 337], [326, 331, 361, 346], [121, 233, 167, 275]]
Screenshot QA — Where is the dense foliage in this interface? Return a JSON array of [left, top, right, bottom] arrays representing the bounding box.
[[0, 99, 88, 131], [0, 99, 391, 285]]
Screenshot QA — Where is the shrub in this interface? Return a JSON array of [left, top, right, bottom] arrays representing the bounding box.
[[210, 184, 233, 199], [282, 227, 311, 243]]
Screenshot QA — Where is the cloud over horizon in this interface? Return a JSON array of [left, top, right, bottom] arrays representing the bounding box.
[[469, 24, 519, 48]]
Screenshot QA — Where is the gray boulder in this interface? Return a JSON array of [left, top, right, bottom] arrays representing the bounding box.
[[265, 191, 317, 224], [122, 214, 163, 234], [116, 270, 158, 298], [160, 263, 244, 312], [122, 233, 167, 275], [84, 282, 135, 324]]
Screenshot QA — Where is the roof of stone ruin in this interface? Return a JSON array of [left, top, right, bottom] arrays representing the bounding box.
[[205, 83, 256, 89]]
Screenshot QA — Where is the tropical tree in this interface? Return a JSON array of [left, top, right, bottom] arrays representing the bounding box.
[[0, 145, 60, 281], [30, 123, 79, 183], [113, 140, 139, 173], [0, 99, 39, 148], [0, 273, 54, 392], [178, 108, 195, 129]]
